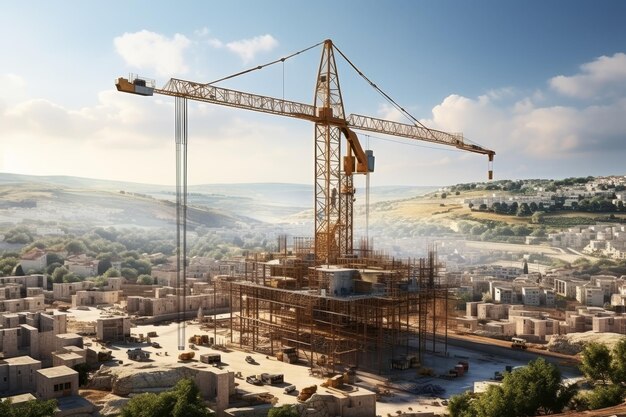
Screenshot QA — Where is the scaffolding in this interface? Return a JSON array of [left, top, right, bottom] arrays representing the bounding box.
[[217, 242, 450, 374]]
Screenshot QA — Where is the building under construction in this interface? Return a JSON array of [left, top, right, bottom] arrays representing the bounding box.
[[116, 39, 492, 373], [215, 238, 451, 374]]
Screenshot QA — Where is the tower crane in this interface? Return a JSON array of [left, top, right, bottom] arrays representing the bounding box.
[[116, 39, 495, 347], [117, 39, 494, 263]]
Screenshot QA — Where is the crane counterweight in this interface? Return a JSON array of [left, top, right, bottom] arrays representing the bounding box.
[[115, 74, 155, 96]]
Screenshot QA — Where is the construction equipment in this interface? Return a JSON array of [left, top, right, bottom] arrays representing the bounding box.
[[116, 39, 495, 267], [189, 334, 210, 346], [178, 351, 195, 361], [200, 353, 221, 364], [297, 385, 318, 402], [127, 348, 150, 361]]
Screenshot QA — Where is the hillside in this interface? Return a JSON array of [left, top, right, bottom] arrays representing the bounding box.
[[0, 173, 436, 225], [0, 180, 254, 230]]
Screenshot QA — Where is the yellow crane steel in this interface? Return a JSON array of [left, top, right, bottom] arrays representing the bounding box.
[[116, 40, 495, 347]]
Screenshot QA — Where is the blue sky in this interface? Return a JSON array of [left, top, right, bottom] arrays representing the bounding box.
[[1, 1, 626, 187]]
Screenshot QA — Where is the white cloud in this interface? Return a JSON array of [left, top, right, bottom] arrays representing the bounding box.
[[114, 30, 191, 76], [207, 38, 224, 48], [0, 73, 27, 105], [224, 34, 278, 64], [422, 83, 626, 165], [549, 52, 626, 99], [376, 103, 406, 122], [194, 27, 210, 37]]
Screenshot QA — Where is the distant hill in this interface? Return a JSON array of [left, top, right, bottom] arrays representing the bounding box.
[[0, 173, 437, 224], [0, 177, 254, 229]]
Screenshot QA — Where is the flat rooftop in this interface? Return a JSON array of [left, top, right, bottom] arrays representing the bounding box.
[[37, 365, 77, 378], [2, 355, 40, 366]]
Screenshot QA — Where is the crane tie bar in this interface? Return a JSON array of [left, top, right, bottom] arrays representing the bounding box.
[[205, 40, 324, 86]]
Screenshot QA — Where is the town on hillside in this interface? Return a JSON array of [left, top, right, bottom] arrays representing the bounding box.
[[1, 175, 626, 416]]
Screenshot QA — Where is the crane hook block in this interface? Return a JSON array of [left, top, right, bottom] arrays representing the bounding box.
[[366, 150, 375, 173]]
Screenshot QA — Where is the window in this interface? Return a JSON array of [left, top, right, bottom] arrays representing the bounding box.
[[64, 382, 71, 390], [54, 384, 61, 392]]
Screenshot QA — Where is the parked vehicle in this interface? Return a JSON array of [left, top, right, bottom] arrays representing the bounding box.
[[127, 348, 150, 361], [511, 337, 527, 349], [284, 384, 296, 394], [260, 373, 284, 385], [246, 375, 262, 386], [245, 355, 256, 364]]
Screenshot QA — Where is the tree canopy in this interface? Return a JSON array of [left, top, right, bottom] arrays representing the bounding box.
[[580, 342, 612, 383], [0, 398, 57, 417], [448, 358, 576, 417], [267, 404, 299, 417], [120, 378, 214, 417]]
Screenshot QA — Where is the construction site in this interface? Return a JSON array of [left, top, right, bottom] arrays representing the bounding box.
[[116, 39, 495, 376], [212, 242, 451, 375]]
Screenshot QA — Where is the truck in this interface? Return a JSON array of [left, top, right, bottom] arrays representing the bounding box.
[[511, 337, 527, 349], [260, 373, 284, 385], [200, 353, 221, 365], [127, 348, 150, 361]]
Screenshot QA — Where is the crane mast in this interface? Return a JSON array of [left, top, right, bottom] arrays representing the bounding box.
[[115, 38, 495, 268]]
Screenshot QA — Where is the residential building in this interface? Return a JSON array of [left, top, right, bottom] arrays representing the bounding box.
[[0, 275, 47, 291], [593, 315, 626, 334], [493, 286, 514, 304], [53, 281, 94, 302], [477, 303, 507, 320], [19, 249, 47, 274], [35, 365, 78, 400], [72, 289, 119, 308], [0, 356, 41, 396], [96, 316, 130, 342], [576, 284, 605, 307], [64, 255, 99, 278], [521, 287, 541, 306]]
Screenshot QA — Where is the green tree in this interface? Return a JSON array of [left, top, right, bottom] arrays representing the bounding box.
[[267, 404, 299, 417], [46, 262, 62, 275], [46, 252, 64, 266], [63, 273, 80, 283], [0, 257, 19, 276], [448, 391, 475, 417], [97, 259, 113, 275], [580, 342, 612, 383], [121, 268, 138, 280], [65, 240, 87, 255], [448, 358, 576, 417], [0, 398, 57, 417], [586, 384, 625, 410], [137, 274, 154, 285], [472, 384, 510, 417], [52, 266, 70, 284], [611, 338, 626, 383], [121, 378, 213, 417], [104, 268, 121, 278]]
